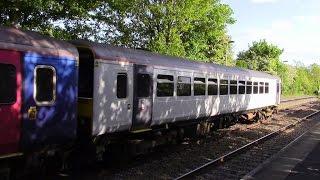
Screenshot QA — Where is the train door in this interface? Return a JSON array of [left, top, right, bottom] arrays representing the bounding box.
[[21, 53, 78, 149], [0, 50, 22, 155], [93, 61, 134, 134], [131, 64, 153, 131]]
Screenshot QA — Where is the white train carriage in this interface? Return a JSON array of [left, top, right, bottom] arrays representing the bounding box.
[[73, 41, 281, 136]]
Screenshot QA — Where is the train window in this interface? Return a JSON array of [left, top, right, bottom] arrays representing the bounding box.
[[259, 82, 264, 94], [265, 82, 269, 94], [177, 76, 191, 96], [117, 73, 127, 98], [78, 48, 94, 98], [253, 82, 258, 94], [220, 79, 228, 95], [246, 81, 252, 94], [0, 64, 16, 104], [230, 80, 237, 95], [239, 81, 246, 94], [277, 83, 280, 93], [157, 75, 174, 97], [34, 66, 56, 105], [194, 77, 206, 96], [208, 78, 218, 95], [137, 74, 151, 97]]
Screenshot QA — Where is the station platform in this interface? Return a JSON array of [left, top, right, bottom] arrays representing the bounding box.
[[245, 121, 320, 180]]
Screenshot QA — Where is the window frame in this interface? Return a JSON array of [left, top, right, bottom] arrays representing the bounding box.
[[238, 80, 246, 94], [137, 73, 151, 98], [0, 63, 17, 105], [253, 82, 259, 94], [229, 80, 238, 95], [193, 77, 206, 96], [116, 72, 128, 99], [246, 81, 252, 94], [156, 74, 174, 97], [219, 79, 229, 95], [259, 82, 264, 94], [177, 76, 191, 96], [208, 78, 218, 96], [265, 82, 269, 94], [34, 65, 57, 106]]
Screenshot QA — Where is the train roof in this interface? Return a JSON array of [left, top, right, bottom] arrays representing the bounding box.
[[72, 40, 280, 80], [0, 26, 78, 59]]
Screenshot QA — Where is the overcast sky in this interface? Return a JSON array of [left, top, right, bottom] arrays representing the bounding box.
[[223, 0, 320, 66]]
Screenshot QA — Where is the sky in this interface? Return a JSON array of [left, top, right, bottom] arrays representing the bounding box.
[[222, 0, 320, 66]]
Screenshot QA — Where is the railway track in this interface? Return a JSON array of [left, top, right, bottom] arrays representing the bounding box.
[[280, 96, 317, 103], [175, 109, 320, 179]]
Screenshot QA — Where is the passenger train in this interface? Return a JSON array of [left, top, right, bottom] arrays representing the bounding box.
[[0, 27, 281, 172]]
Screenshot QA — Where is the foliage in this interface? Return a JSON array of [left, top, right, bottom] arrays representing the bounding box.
[[98, 0, 235, 64], [0, 0, 235, 65], [236, 39, 283, 74], [0, 0, 106, 39], [236, 39, 320, 96]]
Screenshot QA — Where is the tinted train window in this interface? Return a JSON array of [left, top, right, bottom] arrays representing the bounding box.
[[230, 80, 237, 95], [246, 81, 252, 94], [117, 73, 127, 98], [0, 64, 16, 104], [194, 77, 206, 96], [277, 83, 280, 93], [137, 74, 151, 97], [208, 78, 218, 95], [253, 82, 259, 94], [259, 82, 264, 94], [157, 75, 174, 97], [35, 66, 56, 105], [177, 76, 191, 96], [239, 81, 246, 94], [220, 79, 228, 95], [265, 82, 269, 93], [78, 48, 94, 98]]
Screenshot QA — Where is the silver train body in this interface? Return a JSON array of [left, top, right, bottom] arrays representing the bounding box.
[[73, 41, 281, 136]]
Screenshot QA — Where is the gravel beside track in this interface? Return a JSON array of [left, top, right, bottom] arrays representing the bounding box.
[[180, 108, 320, 179], [71, 100, 320, 180]]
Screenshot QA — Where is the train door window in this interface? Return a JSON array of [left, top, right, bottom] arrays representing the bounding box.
[[239, 81, 246, 94], [137, 73, 151, 97], [259, 82, 264, 94], [78, 47, 94, 98], [34, 65, 56, 105], [265, 82, 269, 93], [253, 82, 258, 94], [0, 63, 16, 104], [230, 80, 237, 94], [277, 83, 280, 93], [157, 74, 174, 97], [208, 78, 218, 95], [194, 77, 206, 96], [246, 81, 252, 94], [117, 73, 127, 99], [220, 79, 228, 95], [177, 76, 191, 96]]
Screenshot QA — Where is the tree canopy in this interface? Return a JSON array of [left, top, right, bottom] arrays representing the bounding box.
[[236, 39, 283, 74], [0, 0, 235, 64], [99, 0, 235, 64]]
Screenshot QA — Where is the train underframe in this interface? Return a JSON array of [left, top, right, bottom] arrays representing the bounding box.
[[0, 106, 278, 178]]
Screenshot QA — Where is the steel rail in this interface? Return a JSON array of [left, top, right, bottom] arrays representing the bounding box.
[[280, 96, 317, 103], [174, 110, 320, 180]]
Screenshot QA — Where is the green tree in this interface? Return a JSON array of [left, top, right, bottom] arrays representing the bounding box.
[[0, 0, 105, 39], [236, 39, 283, 74], [98, 0, 235, 64], [310, 63, 320, 94]]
